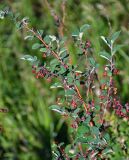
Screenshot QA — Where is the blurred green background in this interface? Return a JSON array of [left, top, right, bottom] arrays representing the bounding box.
[[0, 0, 129, 159]]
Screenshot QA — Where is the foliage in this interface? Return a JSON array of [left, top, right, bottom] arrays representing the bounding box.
[[1, 4, 129, 160], [0, 1, 129, 160]]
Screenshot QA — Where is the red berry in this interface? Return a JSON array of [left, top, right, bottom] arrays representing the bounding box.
[[103, 71, 107, 77]]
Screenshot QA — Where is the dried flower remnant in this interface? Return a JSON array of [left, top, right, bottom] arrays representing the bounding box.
[[0, 108, 9, 113]]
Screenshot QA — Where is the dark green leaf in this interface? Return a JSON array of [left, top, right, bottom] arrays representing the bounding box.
[[101, 36, 111, 48], [49, 105, 66, 114], [32, 43, 40, 50]]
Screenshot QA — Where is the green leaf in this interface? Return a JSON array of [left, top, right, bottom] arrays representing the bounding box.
[[80, 24, 90, 32], [65, 145, 76, 158], [101, 36, 111, 48], [72, 29, 80, 37], [50, 83, 63, 89], [32, 43, 40, 50], [59, 48, 67, 54], [13, 12, 20, 21], [91, 126, 100, 136], [107, 70, 112, 76], [75, 80, 80, 86], [16, 22, 22, 29], [111, 31, 121, 44], [0, 7, 10, 19], [93, 116, 101, 127], [0, 10, 5, 19], [103, 133, 110, 141], [49, 35, 57, 41], [95, 105, 100, 112], [61, 53, 69, 62], [75, 70, 82, 74], [40, 48, 47, 52], [49, 105, 66, 114], [83, 116, 91, 125], [112, 44, 125, 55], [50, 59, 59, 66], [100, 51, 111, 61], [89, 57, 96, 66], [77, 126, 90, 137], [37, 29, 44, 36], [93, 137, 101, 144], [32, 60, 39, 67], [58, 142, 64, 148], [65, 89, 75, 96], [71, 108, 80, 118], [50, 59, 59, 72], [102, 148, 113, 155], [60, 37, 67, 46], [58, 66, 66, 74], [20, 55, 37, 63], [24, 35, 34, 40], [67, 77, 74, 85], [22, 17, 29, 23], [78, 157, 85, 160], [44, 35, 51, 44], [77, 136, 93, 143]]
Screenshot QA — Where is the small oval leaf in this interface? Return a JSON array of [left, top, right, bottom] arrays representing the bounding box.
[[32, 43, 40, 50]]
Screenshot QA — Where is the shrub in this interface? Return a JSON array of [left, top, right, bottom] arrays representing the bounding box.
[[0, 7, 128, 160]]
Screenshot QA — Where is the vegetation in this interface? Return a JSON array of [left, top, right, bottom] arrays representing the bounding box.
[[0, 0, 129, 160]]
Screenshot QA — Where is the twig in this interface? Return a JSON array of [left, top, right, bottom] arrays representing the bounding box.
[[23, 23, 68, 69]]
